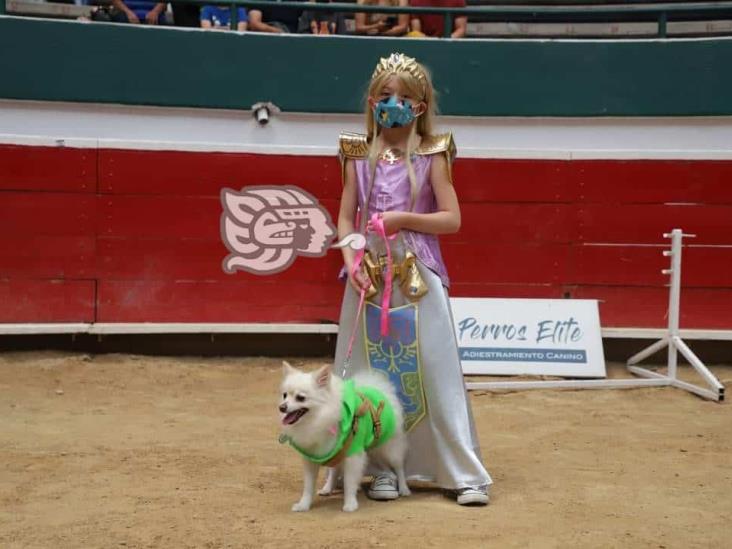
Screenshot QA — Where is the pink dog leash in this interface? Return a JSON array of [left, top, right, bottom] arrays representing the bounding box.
[[342, 247, 367, 376], [342, 212, 394, 375], [370, 212, 394, 338]]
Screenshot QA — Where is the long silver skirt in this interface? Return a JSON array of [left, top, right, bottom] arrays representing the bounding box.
[[334, 261, 493, 490]]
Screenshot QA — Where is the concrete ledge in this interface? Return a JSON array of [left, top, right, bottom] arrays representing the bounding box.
[[7, 1, 92, 18], [0, 323, 728, 339]]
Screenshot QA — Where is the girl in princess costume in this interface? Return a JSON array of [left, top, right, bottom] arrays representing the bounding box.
[[333, 52, 492, 505]]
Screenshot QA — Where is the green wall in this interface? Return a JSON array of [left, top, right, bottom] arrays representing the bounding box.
[[1, 16, 732, 116]]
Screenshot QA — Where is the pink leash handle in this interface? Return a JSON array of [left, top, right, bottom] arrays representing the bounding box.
[[370, 213, 394, 337], [343, 212, 395, 372]]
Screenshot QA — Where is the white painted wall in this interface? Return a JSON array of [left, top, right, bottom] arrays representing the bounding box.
[[2, 99, 732, 159]]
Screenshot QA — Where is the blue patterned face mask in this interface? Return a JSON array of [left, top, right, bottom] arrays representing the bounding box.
[[374, 95, 416, 128]]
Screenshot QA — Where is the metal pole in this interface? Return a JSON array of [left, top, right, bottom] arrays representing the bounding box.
[[466, 378, 670, 392], [658, 11, 667, 37], [672, 336, 725, 392], [443, 11, 453, 38], [626, 337, 668, 366], [663, 229, 683, 379], [230, 3, 239, 30]]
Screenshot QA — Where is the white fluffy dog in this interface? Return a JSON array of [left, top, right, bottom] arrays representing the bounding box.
[[279, 361, 410, 512]]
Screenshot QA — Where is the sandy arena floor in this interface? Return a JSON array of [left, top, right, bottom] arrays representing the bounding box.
[[1, 351, 731, 548]]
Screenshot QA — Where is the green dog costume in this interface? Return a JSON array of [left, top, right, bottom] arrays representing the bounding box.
[[283, 380, 397, 466]]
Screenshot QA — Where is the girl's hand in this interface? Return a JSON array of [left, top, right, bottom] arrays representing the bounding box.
[[367, 212, 404, 236], [348, 265, 372, 294]]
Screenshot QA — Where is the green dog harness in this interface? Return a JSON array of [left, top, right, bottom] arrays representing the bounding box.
[[283, 380, 397, 466]]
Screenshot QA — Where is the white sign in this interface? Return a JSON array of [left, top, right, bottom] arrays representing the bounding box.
[[450, 298, 606, 378]]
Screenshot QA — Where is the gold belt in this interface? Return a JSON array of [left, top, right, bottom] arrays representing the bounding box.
[[362, 250, 428, 302]]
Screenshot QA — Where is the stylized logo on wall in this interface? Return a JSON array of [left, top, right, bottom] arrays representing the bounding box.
[[220, 185, 363, 275]]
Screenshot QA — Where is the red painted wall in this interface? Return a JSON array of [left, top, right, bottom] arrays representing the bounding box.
[[1, 144, 731, 329]]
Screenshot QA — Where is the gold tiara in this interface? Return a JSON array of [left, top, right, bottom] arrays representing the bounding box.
[[371, 53, 427, 95]]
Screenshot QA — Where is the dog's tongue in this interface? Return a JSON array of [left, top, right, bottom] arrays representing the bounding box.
[[282, 410, 302, 425]]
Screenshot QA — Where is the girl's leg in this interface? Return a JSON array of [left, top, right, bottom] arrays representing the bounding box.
[[401, 263, 492, 493]]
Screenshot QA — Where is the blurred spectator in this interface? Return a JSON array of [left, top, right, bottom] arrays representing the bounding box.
[[248, 0, 306, 33], [355, 0, 409, 36], [110, 0, 167, 24], [172, 4, 201, 27], [299, 0, 346, 34], [201, 5, 248, 30], [409, 0, 466, 38]]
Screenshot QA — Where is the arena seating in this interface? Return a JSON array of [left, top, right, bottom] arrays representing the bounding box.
[[4, 0, 732, 37]]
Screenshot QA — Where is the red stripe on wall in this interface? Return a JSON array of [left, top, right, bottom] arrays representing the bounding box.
[[99, 149, 343, 199], [572, 286, 732, 330], [97, 195, 339, 240], [0, 145, 96, 193], [0, 193, 97, 282], [0, 236, 95, 279], [0, 280, 95, 322], [2, 144, 732, 329], [453, 159, 577, 203], [573, 160, 732, 204], [443, 243, 571, 285], [577, 204, 732, 245], [97, 236, 343, 282], [0, 192, 96, 236], [450, 283, 564, 299], [453, 158, 732, 205], [570, 245, 732, 288], [98, 195, 222, 239], [97, 280, 342, 322], [450, 203, 575, 245]]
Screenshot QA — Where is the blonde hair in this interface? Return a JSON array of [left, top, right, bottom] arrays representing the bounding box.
[[361, 55, 437, 227]]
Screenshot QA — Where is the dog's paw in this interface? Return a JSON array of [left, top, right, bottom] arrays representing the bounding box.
[[318, 487, 333, 496], [399, 486, 411, 497], [291, 501, 311, 512], [342, 500, 359, 513]]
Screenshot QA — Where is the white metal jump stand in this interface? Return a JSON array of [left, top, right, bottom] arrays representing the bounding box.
[[465, 229, 725, 402], [626, 229, 725, 402]]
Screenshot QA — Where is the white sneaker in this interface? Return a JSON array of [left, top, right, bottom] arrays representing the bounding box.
[[456, 487, 489, 506], [367, 475, 399, 500]]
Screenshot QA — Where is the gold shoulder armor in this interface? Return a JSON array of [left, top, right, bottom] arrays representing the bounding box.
[[416, 132, 456, 163], [339, 132, 369, 159], [416, 133, 456, 183]]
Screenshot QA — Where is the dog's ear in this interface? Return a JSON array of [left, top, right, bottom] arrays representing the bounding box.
[[282, 361, 297, 376], [315, 364, 332, 388]]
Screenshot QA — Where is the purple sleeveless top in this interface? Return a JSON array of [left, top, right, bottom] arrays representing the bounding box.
[[353, 154, 450, 287]]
